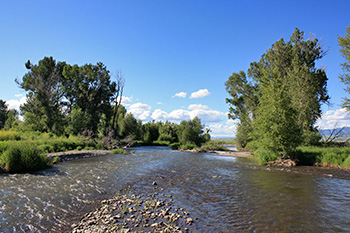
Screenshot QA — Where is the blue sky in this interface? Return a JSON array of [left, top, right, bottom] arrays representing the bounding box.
[[1, 0, 350, 137]]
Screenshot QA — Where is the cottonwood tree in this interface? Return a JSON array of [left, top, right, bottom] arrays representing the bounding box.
[[62, 63, 117, 135], [17, 57, 66, 134], [226, 28, 329, 157], [338, 24, 350, 111], [111, 70, 125, 136], [0, 100, 8, 129]]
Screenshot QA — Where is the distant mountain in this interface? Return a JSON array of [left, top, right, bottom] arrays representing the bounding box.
[[319, 127, 350, 136]]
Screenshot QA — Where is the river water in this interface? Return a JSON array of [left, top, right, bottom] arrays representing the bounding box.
[[1, 146, 350, 232]]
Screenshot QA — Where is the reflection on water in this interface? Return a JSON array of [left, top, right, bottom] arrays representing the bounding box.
[[0, 146, 349, 232]]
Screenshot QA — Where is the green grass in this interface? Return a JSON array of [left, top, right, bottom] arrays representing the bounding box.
[[110, 148, 129, 154], [0, 130, 21, 141], [0, 142, 50, 172], [296, 146, 350, 168]]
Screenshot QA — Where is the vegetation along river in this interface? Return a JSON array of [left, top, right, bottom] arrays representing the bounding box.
[[1, 147, 350, 232]]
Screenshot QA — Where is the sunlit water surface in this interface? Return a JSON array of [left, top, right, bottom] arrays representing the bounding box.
[[0, 147, 349, 232]]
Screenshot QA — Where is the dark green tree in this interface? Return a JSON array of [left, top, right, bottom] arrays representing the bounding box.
[[225, 71, 258, 148], [4, 109, 19, 130], [158, 121, 178, 143], [0, 100, 8, 129], [62, 63, 117, 135], [17, 57, 66, 134], [141, 121, 161, 143], [118, 113, 141, 140], [338, 24, 350, 110], [226, 28, 329, 156], [178, 117, 207, 146]]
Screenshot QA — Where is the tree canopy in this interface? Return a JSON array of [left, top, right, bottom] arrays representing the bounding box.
[[338, 24, 350, 111], [226, 28, 329, 157]]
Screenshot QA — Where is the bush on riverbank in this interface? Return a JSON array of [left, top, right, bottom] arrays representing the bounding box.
[[296, 146, 350, 168], [0, 130, 21, 141], [0, 142, 50, 172], [110, 148, 129, 154]]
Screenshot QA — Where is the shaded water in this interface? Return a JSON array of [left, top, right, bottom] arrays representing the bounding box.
[[1, 147, 350, 232]]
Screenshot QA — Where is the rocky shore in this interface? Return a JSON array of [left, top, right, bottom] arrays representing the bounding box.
[[47, 150, 111, 162], [72, 189, 194, 233]]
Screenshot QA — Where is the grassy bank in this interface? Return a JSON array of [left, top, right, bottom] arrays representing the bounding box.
[[250, 143, 350, 169], [295, 145, 350, 168], [0, 130, 104, 173]]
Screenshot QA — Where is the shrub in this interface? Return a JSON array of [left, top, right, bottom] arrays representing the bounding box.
[[0, 130, 21, 141], [1, 142, 49, 172], [111, 148, 129, 154], [179, 143, 197, 150], [254, 148, 279, 164], [171, 143, 181, 150]]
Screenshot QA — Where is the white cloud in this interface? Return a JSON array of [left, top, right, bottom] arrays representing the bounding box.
[[208, 123, 237, 138], [114, 96, 132, 106], [6, 97, 27, 111], [128, 103, 152, 121], [189, 109, 226, 123], [151, 109, 168, 120], [157, 102, 163, 105], [188, 104, 209, 110], [316, 108, 350, 129], [168, 109, 191, 120], [120, 96, 132, 106], [190, 89, 210, 99], [14, 94, 23, 98], [173, 92, 187, 98]]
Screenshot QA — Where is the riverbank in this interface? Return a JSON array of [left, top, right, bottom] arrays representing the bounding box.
[[47, 150, 111, 162], [72, 189, 195, 233]]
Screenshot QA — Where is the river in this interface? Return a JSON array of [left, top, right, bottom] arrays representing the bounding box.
[[1, 146, 350, 232]]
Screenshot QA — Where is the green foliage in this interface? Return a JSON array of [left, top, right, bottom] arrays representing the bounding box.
[[253, 148, 279, 164], [200, 144, 228, 151], [18, 57, 66, 135], [110, 148, 129, 154], [119, 113, 141, 140], [338, 24, 350, 110], [62, 62, 116, 134], [66, 107, 88, 135], [178, 117, 208, 146], [1, 142, 49, 172], [0, 130, 21, 141], [296, 146, 350, 167], [0, 99, 8, 129], [179, 143, 198, 150], [4, 109, 19, 130], [158, 121, 178, 143], [170, 142, 181, 150], [225, 28, 329, 156]]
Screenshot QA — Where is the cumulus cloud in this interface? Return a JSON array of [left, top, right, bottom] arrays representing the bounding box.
[[189, 109, 226, 123], [128, 103, 152, 120], [173, 92, 187, 98], [6, 97, 27, 111], [168, 109, 191, 120], [316, 108, 350, 129], [190, 89, 210, 99], [188, 104, 209, 110], [114, 96, 132, 106], [151, 109, 168, 120], [208, 123, 237, 138]]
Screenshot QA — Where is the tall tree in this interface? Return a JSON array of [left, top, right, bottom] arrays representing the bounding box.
[[111, 70, 125, 136], [62, 63, 117, 134], [178, 117, 207, 146], [338, 24, 350, 111], [0, 100, 8, 129], [17, 57, 66, 134], [225, 71, 258, 148], [226, 28, 329, 156]]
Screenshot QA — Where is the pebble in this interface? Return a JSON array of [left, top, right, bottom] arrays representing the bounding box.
[[71, 190, 194, 233]]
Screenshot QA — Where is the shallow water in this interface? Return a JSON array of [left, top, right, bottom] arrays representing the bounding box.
[[1, 147, 349, 232]]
